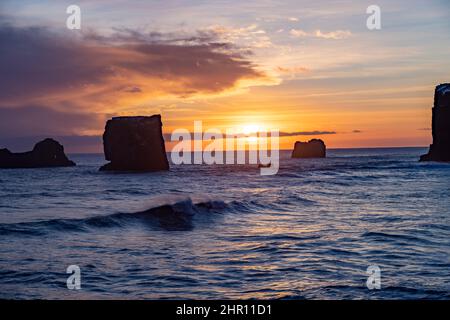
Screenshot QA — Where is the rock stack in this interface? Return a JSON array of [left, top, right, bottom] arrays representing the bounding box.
[[100, 115, 170, 171], [420, 84, 450, 162], [292, 139, 326, 158], [0, 138, 76, 168]]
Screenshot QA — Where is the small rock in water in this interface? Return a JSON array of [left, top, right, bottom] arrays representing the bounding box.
[[0, 138, 76, 168], [291, 139, 326, 158]]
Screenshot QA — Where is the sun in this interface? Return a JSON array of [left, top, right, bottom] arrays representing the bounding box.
[[242, 124, 262, 135], [240, 124, 266, 144]]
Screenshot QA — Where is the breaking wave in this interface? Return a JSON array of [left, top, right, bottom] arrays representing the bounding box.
[[0, 196, 231, 235]]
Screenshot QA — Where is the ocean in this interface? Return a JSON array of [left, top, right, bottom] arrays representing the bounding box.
[[0, 147, 449, 299]]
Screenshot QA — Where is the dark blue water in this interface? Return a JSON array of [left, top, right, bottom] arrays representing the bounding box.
[[0, 148, 449, 299]]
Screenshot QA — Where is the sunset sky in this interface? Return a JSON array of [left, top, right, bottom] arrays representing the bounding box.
[[1, 0, 449, 152]]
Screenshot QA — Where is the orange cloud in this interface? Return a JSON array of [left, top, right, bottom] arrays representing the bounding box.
[[289, 29, 352, 40], [0, 22, 270, 116]]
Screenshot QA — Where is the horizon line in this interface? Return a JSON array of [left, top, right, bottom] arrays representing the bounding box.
[[67, 145, 429, 155]]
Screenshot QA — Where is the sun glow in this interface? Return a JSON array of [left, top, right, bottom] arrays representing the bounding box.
[[240, 123, 267, 144], [242, 124, 261, 135]]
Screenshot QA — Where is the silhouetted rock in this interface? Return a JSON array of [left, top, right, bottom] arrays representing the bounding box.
[[420, 84, 450, 162], [0, 138, 76, 168], [100, 115, 169, 171], [292, 139, 326, 158]]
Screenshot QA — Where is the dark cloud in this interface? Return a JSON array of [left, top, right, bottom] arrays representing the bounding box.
[[0, 21, 266, 105], [352, 130, 362, 133], [0, 25, 110, 102], [123, 86, 142, 93], [84, 27, 224, 47], [0, 135, 102, 154], [163, 131, 336, 141], [278, 131, 336, 137], [0, 106, 107, 138]]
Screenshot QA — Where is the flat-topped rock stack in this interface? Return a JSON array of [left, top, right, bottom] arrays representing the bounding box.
[[100, 115, 170, 172]]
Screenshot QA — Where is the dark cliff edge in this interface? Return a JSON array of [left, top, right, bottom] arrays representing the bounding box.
[[100, 115, 170, 172], [420, 84, 450, 162], [0, 138, 76, 168], [292, 139, 326, 158]]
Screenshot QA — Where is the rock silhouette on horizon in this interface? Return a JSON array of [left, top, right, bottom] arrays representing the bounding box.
[[291, 139, 326, 158], [100, 115, 170, 172], [0, 138, 76, 168], [420, 83, 450, 162]]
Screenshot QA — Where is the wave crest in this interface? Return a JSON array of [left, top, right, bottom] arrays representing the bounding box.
[[0, 196, 229, 235]]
